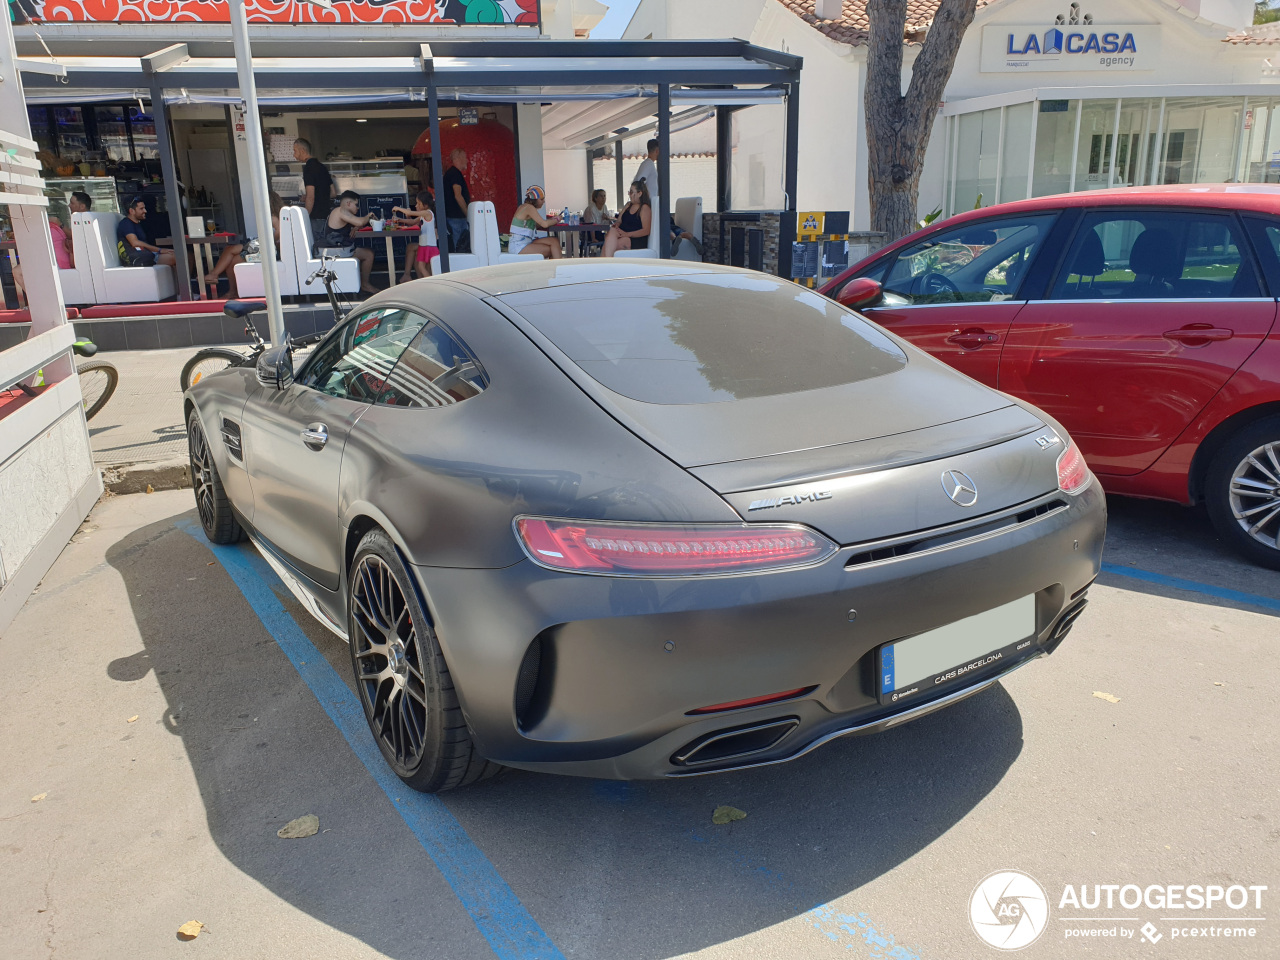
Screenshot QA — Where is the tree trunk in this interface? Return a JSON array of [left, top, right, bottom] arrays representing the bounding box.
[[865, 0, 978, 241]]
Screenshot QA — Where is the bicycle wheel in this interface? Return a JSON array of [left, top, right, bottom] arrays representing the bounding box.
[[77, 360, 118, 421], [181, 347, 248, 391]]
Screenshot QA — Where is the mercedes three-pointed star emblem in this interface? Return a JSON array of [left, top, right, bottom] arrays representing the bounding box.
[[941, 469, 979, 507]]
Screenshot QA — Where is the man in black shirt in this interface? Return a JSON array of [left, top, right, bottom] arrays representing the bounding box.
[[294, 138, 334, 220], [443, 148, 471, 253]]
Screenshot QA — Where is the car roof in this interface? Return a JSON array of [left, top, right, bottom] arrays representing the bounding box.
[[934, 183, 1280, 225], [433, 259, 754, 298]]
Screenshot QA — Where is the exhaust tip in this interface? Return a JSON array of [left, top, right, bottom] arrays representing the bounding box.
[[672, 717, 800, 768]]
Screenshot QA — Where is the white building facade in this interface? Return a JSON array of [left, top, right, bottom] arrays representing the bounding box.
[[619, 0, 1280, 228]]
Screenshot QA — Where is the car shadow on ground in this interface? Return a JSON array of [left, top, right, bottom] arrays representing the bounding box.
[[1100, 494, 1280, 618], [106, 511, 1025, 960]]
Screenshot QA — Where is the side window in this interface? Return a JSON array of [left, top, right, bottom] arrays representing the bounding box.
[[880, 214, 1056, 305], [1052, 211, 1258, 301], [297, 307, 427, 402], [375, 320, 487, 408], [1242, 216, 1280, 297]]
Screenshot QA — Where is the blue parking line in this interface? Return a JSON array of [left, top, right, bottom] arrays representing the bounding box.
[[177, 520, 565, 960], [1100, 562, 1280, 613]]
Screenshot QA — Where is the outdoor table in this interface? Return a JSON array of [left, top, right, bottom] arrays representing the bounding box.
[[159, 233, 237, 300], [545, 222, 611, 257], [354, 225, 421, 286]]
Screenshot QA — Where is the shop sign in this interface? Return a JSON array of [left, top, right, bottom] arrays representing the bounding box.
[[981, 16, 1161, 73], [459, 107, 480, 125], [20, 0, 539, 26]]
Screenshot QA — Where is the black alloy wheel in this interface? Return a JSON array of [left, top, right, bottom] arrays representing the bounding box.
[[187, 410, 244, 544], [1205, 416, 1280, 570], [348, 529, 500, 792]]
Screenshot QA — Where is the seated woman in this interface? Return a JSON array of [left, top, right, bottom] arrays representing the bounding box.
[[392, 191, 439, 279], [602, 181, 651, 257], [507, 185, 563, 259], [322, 190, 379, 295], [204, 191, 285, 299]]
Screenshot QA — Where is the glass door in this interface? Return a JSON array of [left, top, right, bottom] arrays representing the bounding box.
[[94, 106, 131, 161], [53, 107, 87, 161]]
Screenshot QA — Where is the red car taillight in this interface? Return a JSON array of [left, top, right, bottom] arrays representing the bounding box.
[[1056, 442, 1091, 495], [515, 518, 838, 576]]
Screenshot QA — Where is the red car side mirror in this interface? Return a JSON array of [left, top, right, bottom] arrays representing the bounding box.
[[837, 277, 883, 310]]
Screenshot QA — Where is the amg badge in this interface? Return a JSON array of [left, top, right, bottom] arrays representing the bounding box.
[[748, 491, 833, 511]]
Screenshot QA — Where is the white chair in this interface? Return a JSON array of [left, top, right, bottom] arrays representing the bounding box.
[[232, 207, 301, 298], [289, 206, 361, 296], [59, 214, 97, 305], [430, 200, 486, 274], [473, 202, 546, 265], [673, 197, 703, 261], [81, 211, 176, 303], [615, 194, 661, 260]]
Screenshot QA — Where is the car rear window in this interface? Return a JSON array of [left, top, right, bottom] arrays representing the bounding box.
[[506, 274, 908, 404]]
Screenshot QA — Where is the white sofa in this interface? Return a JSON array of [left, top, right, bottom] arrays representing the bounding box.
[[58, 213, 97, 305], [430, 201, 486, 274], [614, 193, 661, 260], [233, 206, 302, 298], [673, 197, 703, 261], [296, 206, 361, 296], [80, 211, 175, 303]]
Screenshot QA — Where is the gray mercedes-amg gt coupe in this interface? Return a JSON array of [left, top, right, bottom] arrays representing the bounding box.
[[184, 260, 1105, 792]]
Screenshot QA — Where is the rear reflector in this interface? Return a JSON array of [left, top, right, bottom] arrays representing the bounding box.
[[514, 518, 837, 576], [1056, 441, 1091, 495], [687, 686, 816, 715]]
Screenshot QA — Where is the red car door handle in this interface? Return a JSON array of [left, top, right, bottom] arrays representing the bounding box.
[[946, 329, 999, 349], [1164, 326, 1233, 344]]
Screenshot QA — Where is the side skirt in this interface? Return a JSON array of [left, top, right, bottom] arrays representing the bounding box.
[[238, 520, 349, 642]]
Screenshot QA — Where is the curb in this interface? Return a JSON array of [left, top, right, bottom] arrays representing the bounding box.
[[101, 457, 191, 495]]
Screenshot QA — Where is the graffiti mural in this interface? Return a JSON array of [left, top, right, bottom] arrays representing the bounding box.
[[25, 0, 538, 24]]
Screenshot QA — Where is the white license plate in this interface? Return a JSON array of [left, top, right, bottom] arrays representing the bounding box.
[[878, 595, 1036, 704]]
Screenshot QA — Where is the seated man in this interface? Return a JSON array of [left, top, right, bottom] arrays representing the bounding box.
[[321, 189, 379, 295], [117, 196, 185, 288], [669, 213, 703, 257]]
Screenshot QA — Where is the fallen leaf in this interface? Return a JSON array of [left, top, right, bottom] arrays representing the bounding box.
[[712, 805, 747, 825], [177, 920, 204, 940], [145, 484, 154, 494], [277, 814, 319, 839], [1093, 691, 1120, 703], [30, 793, 46, 803], [207, 561, 215, 566], [127, 715, 139, 723], [1213, 681, 1225, 686]]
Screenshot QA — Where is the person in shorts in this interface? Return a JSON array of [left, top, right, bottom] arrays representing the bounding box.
[[117, 196, 185, 289], [392, 191, 439, 279], [323, 190, 378, 294]]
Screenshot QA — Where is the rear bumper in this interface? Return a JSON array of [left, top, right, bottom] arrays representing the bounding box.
[[414, 482, 1105, 780]]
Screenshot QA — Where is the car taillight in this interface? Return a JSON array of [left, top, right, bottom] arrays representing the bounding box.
[[1056, 442, 1091, 495], [514, 517, 838, 577]]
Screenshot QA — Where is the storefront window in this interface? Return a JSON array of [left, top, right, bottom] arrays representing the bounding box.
[[27, 107, 53, 155], [53, 107, 88, 161], [1075, 99, 1116, 191], [999, 102, 1033, 203], [953, 107, 1000, 212], [1032, 100, 1076, 198], [1157, 98, 1243, 185]]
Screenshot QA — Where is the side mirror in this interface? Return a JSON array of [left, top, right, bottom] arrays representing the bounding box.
[[256, 343, 294, 390], [837, 277, 883, 310]]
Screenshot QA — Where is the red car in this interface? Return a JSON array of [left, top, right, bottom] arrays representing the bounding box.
[[820, 185, 1280, 569]]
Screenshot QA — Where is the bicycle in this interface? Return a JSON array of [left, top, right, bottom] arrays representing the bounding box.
[[14, 338, 117, 421], [180, 255, 351, 391]]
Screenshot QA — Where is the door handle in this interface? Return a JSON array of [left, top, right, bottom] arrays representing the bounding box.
[[301, 422, 328, 450], [946, 329, 999, 350], [1164, 326, 1233, 345]]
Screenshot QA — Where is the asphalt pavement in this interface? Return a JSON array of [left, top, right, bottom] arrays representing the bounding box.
[[0, 490, 1276, 960]]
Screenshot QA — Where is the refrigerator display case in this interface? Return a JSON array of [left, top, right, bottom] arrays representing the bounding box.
[[269, 158, 407, 208], [44, 177, 121, 225]]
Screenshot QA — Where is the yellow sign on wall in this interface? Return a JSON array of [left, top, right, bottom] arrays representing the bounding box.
[[799, 212, 823, 235]]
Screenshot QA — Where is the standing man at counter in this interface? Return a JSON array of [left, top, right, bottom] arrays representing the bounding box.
[[443, 148, 472, 254], [294, 138, 334, 226]]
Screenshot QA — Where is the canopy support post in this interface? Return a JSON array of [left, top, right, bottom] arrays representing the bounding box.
[[657, 82, 671, 259]]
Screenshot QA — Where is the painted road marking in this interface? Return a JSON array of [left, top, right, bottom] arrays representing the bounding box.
[[1101, 562, 1280, 614], [178, 520, 565, 960]]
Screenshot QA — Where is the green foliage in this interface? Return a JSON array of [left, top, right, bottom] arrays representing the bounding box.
[[1257, 1, 1280, 24]]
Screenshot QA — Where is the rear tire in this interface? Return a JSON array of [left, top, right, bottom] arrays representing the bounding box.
[[182, 347, 247, 391], [76, 359, 118, 421], [348, 529, 501, 793], [187, 411, 244, 544], [1204, 416, 1280, 570]]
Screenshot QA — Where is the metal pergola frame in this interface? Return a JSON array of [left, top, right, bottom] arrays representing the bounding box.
[[23, 38, 802, 281]]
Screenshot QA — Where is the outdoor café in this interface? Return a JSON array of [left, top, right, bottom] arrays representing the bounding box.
[[3, 38, 801, 349]]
